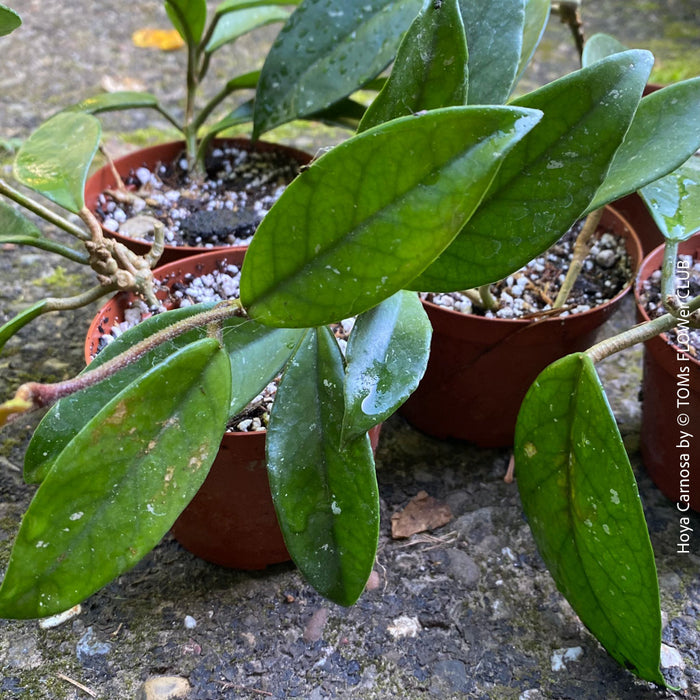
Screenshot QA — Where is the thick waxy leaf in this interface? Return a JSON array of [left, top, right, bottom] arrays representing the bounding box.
[[206, 6, 290, 53], [581, 32, 628, 67], [413, 50, 653, 291], [216, 0, 300, 14], [639, 154, 700, 242], [358, 0, 468, 132], [24, 304, 287, 483], [252, 0, 422, 137], [0, 3, 20, 36], [64, 91, 160, 115], [513, 0, 550, 88], [0, 301, 49, 354], [585, 78, 700, 214], [241, 106, 542, 327], [0, 200, 41, 240], [165, 0, 207, 44], [459, 0, 524, 105], [343, 291, 431, 441], [223, 322, 304, 415], [267, 327, 379, 606], [0, 338, 231, 619], [514, 354, 665, 685], [14, 112, 101, 213]]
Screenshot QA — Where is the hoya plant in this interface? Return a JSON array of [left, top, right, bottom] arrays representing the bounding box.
[[1, 0, 700, 689]]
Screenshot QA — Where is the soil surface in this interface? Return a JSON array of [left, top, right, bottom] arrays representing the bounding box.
[[1, 3, 699, 699]]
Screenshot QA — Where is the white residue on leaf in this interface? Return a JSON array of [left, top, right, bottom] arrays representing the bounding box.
[[602, 523, 611, 535], [147, 503, 165, 516], [331, 500, 342, 515], [609, 488, 620, 504], [69, 512, 84, 521]]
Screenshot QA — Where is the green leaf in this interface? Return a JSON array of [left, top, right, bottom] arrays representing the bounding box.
[[63, 91, 160, 115], [306, 97, 368, 130], [241, 105, 542, 327], [343, 291, 431, 441], [0, 3, 21, 36], [252, 0, 422, 138], [0, 300, 49, 354], [358, 0, 468, 132], [639, 154, 700, 242], [215, 0, 300, 15], [165, 0, 207, 44], [0, 199, 41, 240], [25, 304, 284, 483], [14, 112, 101, 213], [267, 327, 379, 606], [514, 354, 665, 686], [0, 338, 230, 619], [585, 78, 700, 214], [203, 100, 255, 138], [413, 50, 653, 291], [513, 0, 550, 88], [206, 6, 290, 53], [581, 32, 628, 67], [223, 323, 305, 415], [459, 0, 524, 105]]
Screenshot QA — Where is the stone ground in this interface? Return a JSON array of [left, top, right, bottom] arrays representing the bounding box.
[[1, 2, 699, 699]]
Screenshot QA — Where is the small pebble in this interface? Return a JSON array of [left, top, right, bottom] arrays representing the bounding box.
[[137, 676, 190, 700], [183, 615, 197, 629]]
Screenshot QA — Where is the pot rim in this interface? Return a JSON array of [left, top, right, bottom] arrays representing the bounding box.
[[634, 232, 700, 367], [420, 205, 642, 327], [84, 137, 313, 258]]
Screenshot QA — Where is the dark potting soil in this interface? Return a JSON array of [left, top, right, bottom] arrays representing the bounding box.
[[638, 251, 700, 359], [99, 260, 355, 432], [423, 221, 633, 319], [94, 144, 303, 247]]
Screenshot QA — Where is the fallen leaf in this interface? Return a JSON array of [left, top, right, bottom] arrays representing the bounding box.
[[390, 490, 453, 539], [132, 28, 185, 51]]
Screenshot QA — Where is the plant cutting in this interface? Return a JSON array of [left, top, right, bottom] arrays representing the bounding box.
[[2, 0, 700, 691]]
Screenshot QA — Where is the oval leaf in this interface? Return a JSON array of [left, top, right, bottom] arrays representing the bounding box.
[[358, 0, 468, 131], [267, 327, 379, 606], [64, 91, 160, 115], [639, 153, 700, 242], [585, 78, 700, 214], [343, 291, 431, 441], [206, 6, 290, 53], [0, 3, 21, 36], [459, 0, 524, 105], [0, 338, 231, 619], [24, 303, 295, 484], [514, 354, 665, 686], [0, 199, 41, 240], [413, 50, 653, 291], [513, 0, 550, 88], [241, 105, 542, 327], [14, 112, 101, 213], [581, 32, 628, 67], [165, 0, 207, 44], [252, 0, 422, 137]]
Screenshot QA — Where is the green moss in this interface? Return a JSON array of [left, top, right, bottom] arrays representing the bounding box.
[[33, 266, 84, 291]]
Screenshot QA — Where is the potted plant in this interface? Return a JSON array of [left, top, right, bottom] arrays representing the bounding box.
[[74, 0, 423, 263], [82, 248, 385, 569], [2, 0, 700, 690], [400, 206, 643, 446]]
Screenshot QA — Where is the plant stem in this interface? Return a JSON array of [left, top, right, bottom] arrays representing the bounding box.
[[0, 178, 89, 241], [1, 299, 245, 423], [478, 284, 498, 311], [661, 240, 681, 310], [586, 294, 700, 364], [555, 1, 585, 60], [553, 208, 603, 309]]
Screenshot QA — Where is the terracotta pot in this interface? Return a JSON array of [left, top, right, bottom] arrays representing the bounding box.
[[85, 250, 381, 568], [400, 207, 642, 448], [84, 138, 312, 266], [635, 236, 699, 512]]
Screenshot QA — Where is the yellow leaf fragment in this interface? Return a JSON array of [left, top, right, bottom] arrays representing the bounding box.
[[132, 28, 184, 51]]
